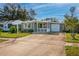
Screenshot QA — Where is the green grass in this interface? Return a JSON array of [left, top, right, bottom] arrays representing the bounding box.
[[0, 39, 8, 43], [65, 46, 79, 56], [0, 32, 31, 38], [65, 33, 79, 43]]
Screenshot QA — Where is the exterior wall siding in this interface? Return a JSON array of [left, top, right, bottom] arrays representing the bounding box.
[[0, 20, 64, 33], [50, 23, 60, 32]]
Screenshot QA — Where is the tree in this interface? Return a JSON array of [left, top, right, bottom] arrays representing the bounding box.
[[16, 4, 30, 21], [29, 9, 36, 20], [64, 6, 78, 40], [70, 6, 76, 17], [1, 4, 17, 20], [0, 3, 36, 21], [44, 17, 58, 22], [51, 18, 58, 22], [75, 22, 79, 33]]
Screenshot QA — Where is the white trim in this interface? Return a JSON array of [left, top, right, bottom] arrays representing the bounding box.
[[21, 20, 61, 32], [0, 20, 61, 32]]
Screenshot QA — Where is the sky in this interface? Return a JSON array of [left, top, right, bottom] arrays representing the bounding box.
[[0, 3, 79, 22]]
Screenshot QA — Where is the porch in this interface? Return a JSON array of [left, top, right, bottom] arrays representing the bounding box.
[[21, 21, 50, 33]]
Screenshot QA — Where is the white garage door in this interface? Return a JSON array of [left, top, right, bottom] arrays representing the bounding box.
[[51, 24, 60, 32]]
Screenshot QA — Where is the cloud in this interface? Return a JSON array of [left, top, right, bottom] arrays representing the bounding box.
[[32, 3, 70, 10], [75, 7, 79, 13], [33, 4, 51, 9]]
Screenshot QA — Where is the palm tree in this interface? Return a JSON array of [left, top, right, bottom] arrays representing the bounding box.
[[70, 6, 76, 17], [64, 7, 78, 40]]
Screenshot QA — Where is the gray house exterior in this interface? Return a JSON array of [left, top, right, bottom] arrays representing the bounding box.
[[0, 20, 64, 33]]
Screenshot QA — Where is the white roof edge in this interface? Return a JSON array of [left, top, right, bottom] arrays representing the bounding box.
[[22, 20, 62, 24], [0, 20, 63, 24]]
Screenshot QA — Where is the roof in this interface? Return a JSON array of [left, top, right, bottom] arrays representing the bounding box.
[[0, 20, 22, 25], [12, 20, 22, 25], [0, 20, 63, 25], [22, 20, 61, 24]]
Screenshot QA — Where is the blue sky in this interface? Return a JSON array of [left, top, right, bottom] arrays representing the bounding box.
[[0, 3, 79, 21]]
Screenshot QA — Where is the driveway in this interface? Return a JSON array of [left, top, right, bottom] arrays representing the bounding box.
[[0, 33, 65, 56]]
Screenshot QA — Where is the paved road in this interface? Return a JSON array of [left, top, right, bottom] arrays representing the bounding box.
[[0, 33, 65, 56]]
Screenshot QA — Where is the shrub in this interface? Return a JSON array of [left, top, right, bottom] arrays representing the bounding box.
[[22, 29, 33, 33], [9, 26, 17, 33], [65, 46, 79, 56], [0, 28, 3, 32], [28, 29, 33, 32]]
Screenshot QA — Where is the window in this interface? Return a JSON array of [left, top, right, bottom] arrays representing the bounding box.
[[43, 23, 47, 28], [38, 23, 42, 28], [38, 23, 47, 28]]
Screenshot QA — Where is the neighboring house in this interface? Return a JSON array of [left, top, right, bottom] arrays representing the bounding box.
[[0, 20, 64, 33], [0, 21, 11, 31]]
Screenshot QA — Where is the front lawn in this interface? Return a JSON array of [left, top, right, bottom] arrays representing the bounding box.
[[65, 33, 79, 43], [0, 39, 8, 43], [0, 32, 31, 38], [65, 46, 79, 56]]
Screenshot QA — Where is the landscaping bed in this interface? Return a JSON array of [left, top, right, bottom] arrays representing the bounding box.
[[0, 32, 31, 38], [65, 46, 79, 56], [65, 33, 79, 43]]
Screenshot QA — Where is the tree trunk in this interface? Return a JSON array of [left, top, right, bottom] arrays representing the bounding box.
[[71, 32, 76, 40]]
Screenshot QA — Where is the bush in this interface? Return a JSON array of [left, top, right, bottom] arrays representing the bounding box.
[[65, 46, 79, 56], [22, 29, 33, 33], [28, 29, 33, 32], [0, 28, 3, 32], [9, 26, 17, 33]]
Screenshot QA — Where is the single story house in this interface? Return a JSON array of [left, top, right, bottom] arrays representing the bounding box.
[[0, 20, 64, 33]]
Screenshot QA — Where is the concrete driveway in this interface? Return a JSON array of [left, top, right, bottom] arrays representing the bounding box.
[[0, 33, 65, 56]]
